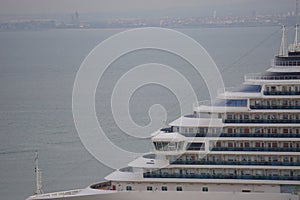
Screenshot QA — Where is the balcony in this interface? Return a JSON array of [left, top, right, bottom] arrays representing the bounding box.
[[143, 173, 300, 181], [224, 119, 300, 124], [250, 105, 300, 109], [264, 91, 300, 95], [181, 132, 300, 138], [245, 73, 300, 81], [211, 147, 300, 152], [171, 160, 300, 166]]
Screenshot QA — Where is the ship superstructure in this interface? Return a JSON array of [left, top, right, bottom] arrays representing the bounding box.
[[26, 25, 300, 200]]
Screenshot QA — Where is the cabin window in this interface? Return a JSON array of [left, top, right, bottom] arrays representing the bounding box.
[[153, 141, 184, 151], [126, 186, 132, 191], [186, 142, 205, 151], [255, 100, 261, 106], [242, 189, 251, 193], [176, 186, 183, 191], [255, 169, 263, 176], [147, 186, 152, 191], [255, 142, 260, 147], [244, 114, 249, 120], [228, 156, 235, 162], [244, 142, 250, 148], [162, 186, 168, 191], [228, 169, 235, 175], [202, 187, 208, 192], [271, 86, 276, 91], [227, 114, 233, 120]]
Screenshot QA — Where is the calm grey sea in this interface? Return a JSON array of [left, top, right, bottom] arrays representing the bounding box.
[[0, 26, 291, 200]]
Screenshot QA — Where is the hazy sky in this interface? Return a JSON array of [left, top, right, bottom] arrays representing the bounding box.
[[0, 0, 296, 17]]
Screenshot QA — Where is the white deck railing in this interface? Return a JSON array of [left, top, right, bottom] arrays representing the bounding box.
[[36, 189, 82, 198], [193, 100, 211, 108], [245, 73, 300, 81], [271, 58, 300, 68]]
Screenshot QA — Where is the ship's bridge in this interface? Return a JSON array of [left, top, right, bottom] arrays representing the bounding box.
[[151, 132, 186, 155], [268, 25, 300, 73]]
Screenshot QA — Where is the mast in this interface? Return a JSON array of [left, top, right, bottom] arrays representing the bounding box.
[[279, 25, 286, 56], [297, 0, 299, 26], [34, 151, 43, 195], [294, 25, 299, 47], [294, 0, 299, 47]]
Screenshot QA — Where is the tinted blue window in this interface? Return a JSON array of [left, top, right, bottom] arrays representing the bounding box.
[[236, 85, 261, 93], [214, 99, 247, 107]]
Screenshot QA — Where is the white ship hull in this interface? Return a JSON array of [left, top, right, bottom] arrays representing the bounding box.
[[27, 189, 299, 200]]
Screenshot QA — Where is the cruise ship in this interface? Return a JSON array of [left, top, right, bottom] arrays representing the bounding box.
[[27, 25, 300, 200]]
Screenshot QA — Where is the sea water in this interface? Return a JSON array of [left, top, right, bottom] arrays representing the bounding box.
[[0, 26, 291, 200]]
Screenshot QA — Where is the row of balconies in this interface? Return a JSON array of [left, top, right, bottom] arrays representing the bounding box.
[[224, 119, 300, 123], [170, 154, 300, 166], [144, 173, 300, 181], [211, 147, 299, 152], [181, 133, 300, 138], [211, 141, 300, 150], [171, 160, 300, 166]]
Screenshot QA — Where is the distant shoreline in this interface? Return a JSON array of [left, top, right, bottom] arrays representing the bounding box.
[[0, 24, 281, 32]]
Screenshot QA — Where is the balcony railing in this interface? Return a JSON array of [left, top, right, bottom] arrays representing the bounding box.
[[143, 174, 300, 181], [193, 100, 211, 108], [245, 73, 300, 81], [211, 147, 300, 152], [224, 119, 300, 124], [160, 127, 172, 133], [171, 160, 300, 166], [250, 105, 300, 109], [181, 133, 300, 138], [264, 91, 300, 95], [271, 59, 300, 68]]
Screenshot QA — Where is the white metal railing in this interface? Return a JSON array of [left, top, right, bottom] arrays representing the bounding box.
[[217, 87, 236, 95], [245, 73, 300, 81], [36, 189, 81, 198], [271, 58, 300, 68], [288, 44, 300, 52], [193, 100, 211, 108]]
